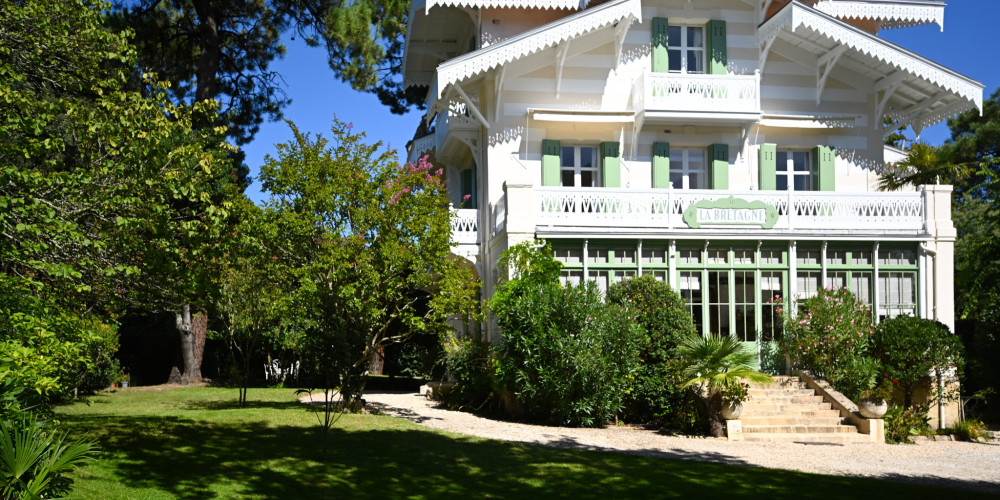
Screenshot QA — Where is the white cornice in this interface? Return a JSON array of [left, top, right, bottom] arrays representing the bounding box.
[[426, 0, 591, 12], [435, 0, 641, 96], [759, 2, 982, 111], [812, 0, 945, 31]]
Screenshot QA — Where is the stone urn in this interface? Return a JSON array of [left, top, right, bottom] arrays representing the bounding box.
[[721, 401, 744, 420], [858, 398, 888, 419]]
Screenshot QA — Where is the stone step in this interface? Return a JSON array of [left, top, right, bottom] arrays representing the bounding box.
[[742, 416, 846, 426], [743, 409, 841, 418], [742, 432, 872, 444], [747, 388, 816, 397], [744, 424, 861, 434], [742, 402, 834, 412], [744, 395, 825, 405]]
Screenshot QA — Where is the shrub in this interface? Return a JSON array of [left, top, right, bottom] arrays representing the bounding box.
[[493, 279, 644, 427], [872, 315, 964, 408], [489, 243, 644, 426], [884, 403, 931, 444], [777, 287, 876, 400], [442, 339, 498, 412], [942, 419, 993, 441], [606, 276, 697, 428]]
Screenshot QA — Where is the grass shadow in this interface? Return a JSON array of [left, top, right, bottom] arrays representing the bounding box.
[[61, 411, 1000, 499]]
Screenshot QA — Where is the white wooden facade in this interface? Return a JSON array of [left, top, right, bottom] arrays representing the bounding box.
[[404, 0, 982, 405]]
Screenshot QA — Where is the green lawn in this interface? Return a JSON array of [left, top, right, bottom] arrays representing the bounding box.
[[56, 387, 989, 499]]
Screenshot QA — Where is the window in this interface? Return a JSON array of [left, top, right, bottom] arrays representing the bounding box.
[[560, 145, 599, 187], [668, 25, 704, 74], [776, 151, 812, 191], [879, 271, 917, 319], [669, 148, 707, 189]]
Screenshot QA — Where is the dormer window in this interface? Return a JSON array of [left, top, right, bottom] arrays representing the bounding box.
[[668, 26, 704, 74]]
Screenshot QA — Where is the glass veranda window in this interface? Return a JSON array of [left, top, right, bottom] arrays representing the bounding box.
[[776, 151, 812, 191], [668, 25, 704, 74], [560, 146, 599, 187]]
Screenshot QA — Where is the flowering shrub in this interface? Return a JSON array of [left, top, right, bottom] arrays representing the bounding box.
[[777, 287, 876, 400], [721, 381, 750, 405]]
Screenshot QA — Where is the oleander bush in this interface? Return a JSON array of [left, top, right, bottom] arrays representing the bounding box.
[[489, 243, 644, 427], [777, 287, 878, 400], [606, 275, 699, 429]]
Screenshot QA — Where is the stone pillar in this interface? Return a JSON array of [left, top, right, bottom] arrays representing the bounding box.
[[726, 420, 744, 441], [921, 184, 959, 428]]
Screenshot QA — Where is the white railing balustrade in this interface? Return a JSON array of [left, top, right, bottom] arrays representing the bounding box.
[[534, 187, 924, 233], [493, 194, 507, 235], [636, 72, 760, 115], [408, 133, 436, 163], [450, 208, 479, 244]]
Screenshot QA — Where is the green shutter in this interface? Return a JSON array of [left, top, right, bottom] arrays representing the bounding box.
[[542, 139, 560, 186], [814, 145, 835, 191], [460, 169, 472, 206], [705, 20, 727, 75], [469, 165, 478, 209], [652, 17, 670, 73], [708, 144, 729, 190], [652, 142, 671, 189], [601, 141, 621, 188], [759, 144, 776, 191]]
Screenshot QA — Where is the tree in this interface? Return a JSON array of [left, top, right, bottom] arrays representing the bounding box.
[[872, 316, 964, 408], [679, 334, 771, 438], [258, 120, 476, 455], [878, 142, 970, 191], [216, 201, 297, 406], [944, 88, 1000, 400], [113, 0, 423, 140], [0, 0, 238, 393]]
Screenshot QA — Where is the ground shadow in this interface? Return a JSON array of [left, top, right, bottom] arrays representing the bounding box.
[[61, 410, 1000, 499]]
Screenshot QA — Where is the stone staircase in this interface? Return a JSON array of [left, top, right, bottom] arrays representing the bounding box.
[[741, 375, 870, 443]]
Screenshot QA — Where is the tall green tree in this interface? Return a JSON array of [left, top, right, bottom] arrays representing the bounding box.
[[113, 0, 423, 141], [0, 0, 238, 395], [258, 120, 475, 455], [946, 88, 1000, 398]]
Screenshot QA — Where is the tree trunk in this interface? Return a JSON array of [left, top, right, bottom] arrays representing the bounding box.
[[175, 305, 205, 385], [707, 391, 725, 438], [192, 0, 220, 104]]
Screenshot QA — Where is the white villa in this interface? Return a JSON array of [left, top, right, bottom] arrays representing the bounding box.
[[403, 0, 982, 426]]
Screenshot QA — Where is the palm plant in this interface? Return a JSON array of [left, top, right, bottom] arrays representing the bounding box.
[[0, 415, 95, 499], [679, 334, 772, 437], [879, 142, 970, 191]]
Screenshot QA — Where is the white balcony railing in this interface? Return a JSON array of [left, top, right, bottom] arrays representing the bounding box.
[[450, 208, 479, 245], [408, 133, 436, 163], [435, 92, 480, 149], [535, 187, 924, 233], [634, 72, 760, 116]]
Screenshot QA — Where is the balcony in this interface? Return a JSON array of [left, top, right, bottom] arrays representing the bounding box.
[[450, 208, 479, 258], [633, 72, 761, 123], [435, 94, 480, 162], [533, 187, 925, 235]]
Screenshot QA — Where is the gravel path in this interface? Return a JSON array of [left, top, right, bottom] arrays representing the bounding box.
[[344, 391, 1000, 494]]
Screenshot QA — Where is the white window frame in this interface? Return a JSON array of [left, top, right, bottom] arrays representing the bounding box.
[[560, 145, 601, 188], [669, 148, 707, 189], [668, 25, 705, 74], [776, 150, 813, 192]]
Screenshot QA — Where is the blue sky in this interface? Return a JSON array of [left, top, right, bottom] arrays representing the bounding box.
[[241, 1, 1000, 203]]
